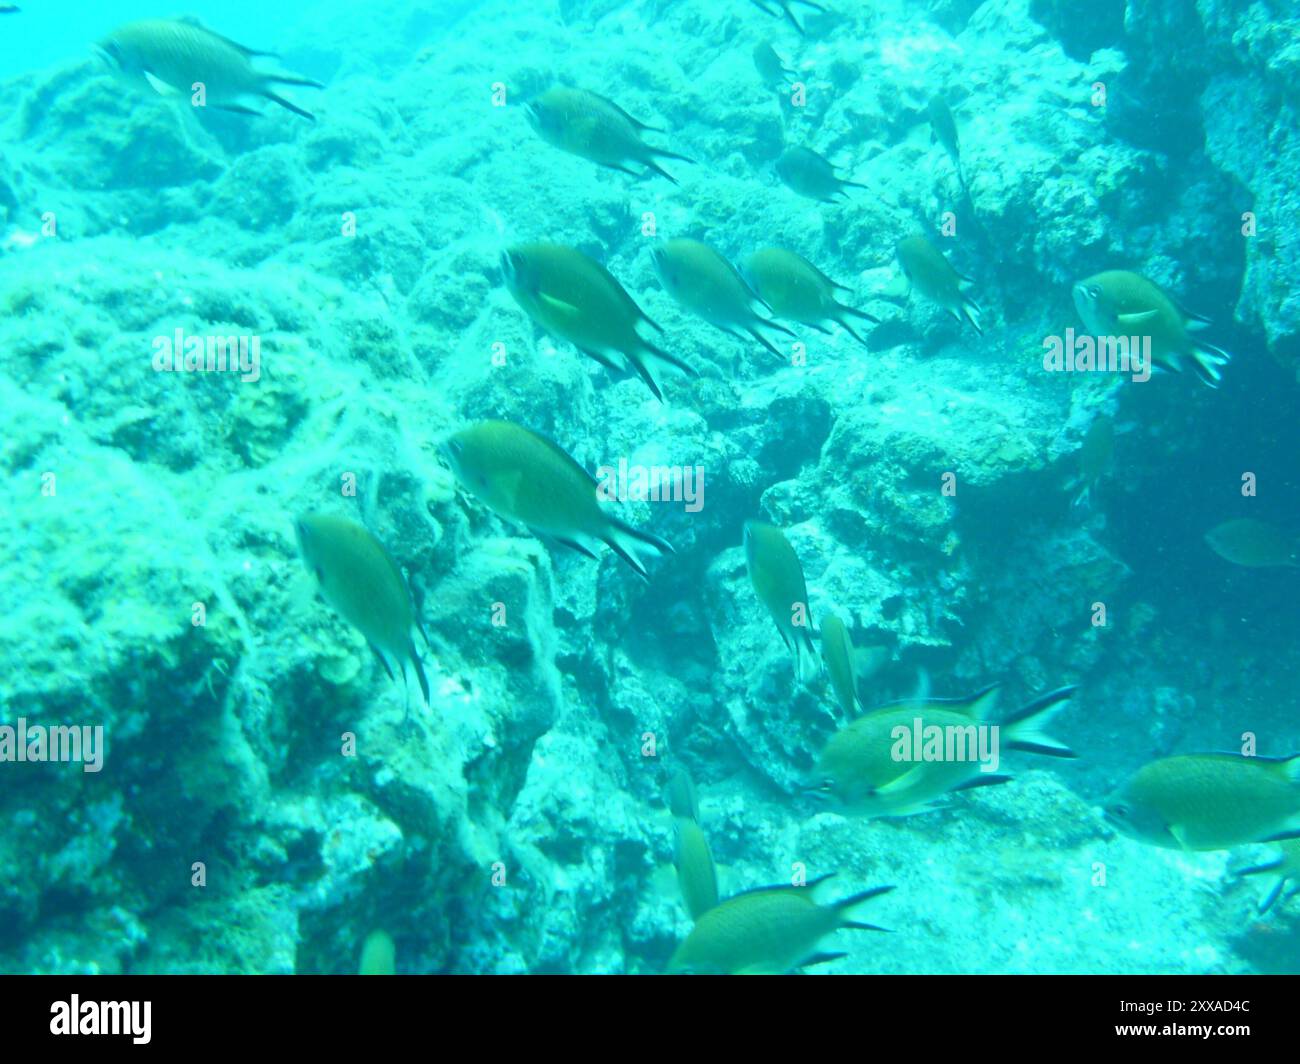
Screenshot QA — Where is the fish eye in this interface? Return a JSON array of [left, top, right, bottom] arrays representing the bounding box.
[[1107, 802, 1130, 819], [1087, 285, 1101, 299]]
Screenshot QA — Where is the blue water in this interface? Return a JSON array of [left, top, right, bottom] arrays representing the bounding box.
[[0, 0, 1298, 975]]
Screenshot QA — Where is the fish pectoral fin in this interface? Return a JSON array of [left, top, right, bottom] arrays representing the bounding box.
[[1169, 823, 1193, 850], [144, 70, 180, 97], [537, 292, 583, 320], [1116, 309, 1160, 327], [874, 765, 927, 795], [216, 103, 264, 117]]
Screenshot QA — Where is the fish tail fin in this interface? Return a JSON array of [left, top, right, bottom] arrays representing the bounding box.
[[748, 325, 790, 363], [796, 624, 816, 684], [261, 90, 316, 121], [625, 339, 698, 401], [642, 158, 681, 185], [835, 315, 872, 350], [264, 73, 325, 89], [1189, 339, 1231, 388], [958, 295, 983, 336], [837, 301, 881, 325], [650, 146, 696, 165], [409, 638, 431, 705], [604, 518, 674, 582], [834, 884, 895, 929], [1002, 685, 1077, 758]]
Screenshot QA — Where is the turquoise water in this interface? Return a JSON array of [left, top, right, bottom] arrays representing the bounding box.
[[1, 0, 1298, 975]]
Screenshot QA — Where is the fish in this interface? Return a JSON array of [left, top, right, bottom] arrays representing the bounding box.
[[295, 514, 431, 705], [501, 242, 697, 401], [926, 95, 966, 191], [667, 873, 893, 974], [819, 612, 865, 717], [752, 41, 794, 85], [744, 521, 817, 681], [775, 146, 868, 202], [652, 239, 797, 360], [358, 930, 396, 975], [95, 19, 324, 121], [665, 767, 701, 820], [1237, 839, 1300, 914], [1070, 414, 1114, 508], [812, 685, 1077, 817], [895, 235, 982, 335], [743, 247, 879, 349], [1105, 753, 1300, 851], [1072, 270, 1232, 387], [749, 0, 829, 38], [673, 816, 719, 921], [1204, 518, 1299, 569], [524, 86, 693, 185], [0, 5, 18, 13], [441, 420, 674, 582]]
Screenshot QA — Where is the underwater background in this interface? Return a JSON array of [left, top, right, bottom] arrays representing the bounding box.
[[1, 0, 1298, 975]]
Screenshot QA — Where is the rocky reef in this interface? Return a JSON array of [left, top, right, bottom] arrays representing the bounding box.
[[0, 0, 1296, 974]]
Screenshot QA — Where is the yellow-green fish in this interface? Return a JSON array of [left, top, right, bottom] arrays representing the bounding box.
[[1204, 518, 1299, 569], [749, 0, 829, 38], [896, 235, 982, 335], [1070, 414, 1113, 508], [743, 247, 879, 349], [442, 420, 673, 581], [752, 41, 793, 85], [673, 816, 719, 921], [667, 873, 892, 974], [358, 930, 395, 975], [744, 520, 816, 681], [501, 242, 697, 401], [775, 145, 867, 202], [1238, 839, 1300, 914], [812, 685, 1076, 817], [652, 238, 796, 360], [96, 19, 323, 121], [524, 86, 693, 185], [1072, 270, 1231, 387], [295, 514, 430, 703], [1105, 753, 1300, 851], [665, 767, 701, 820], [926, 95, 965, 191]]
